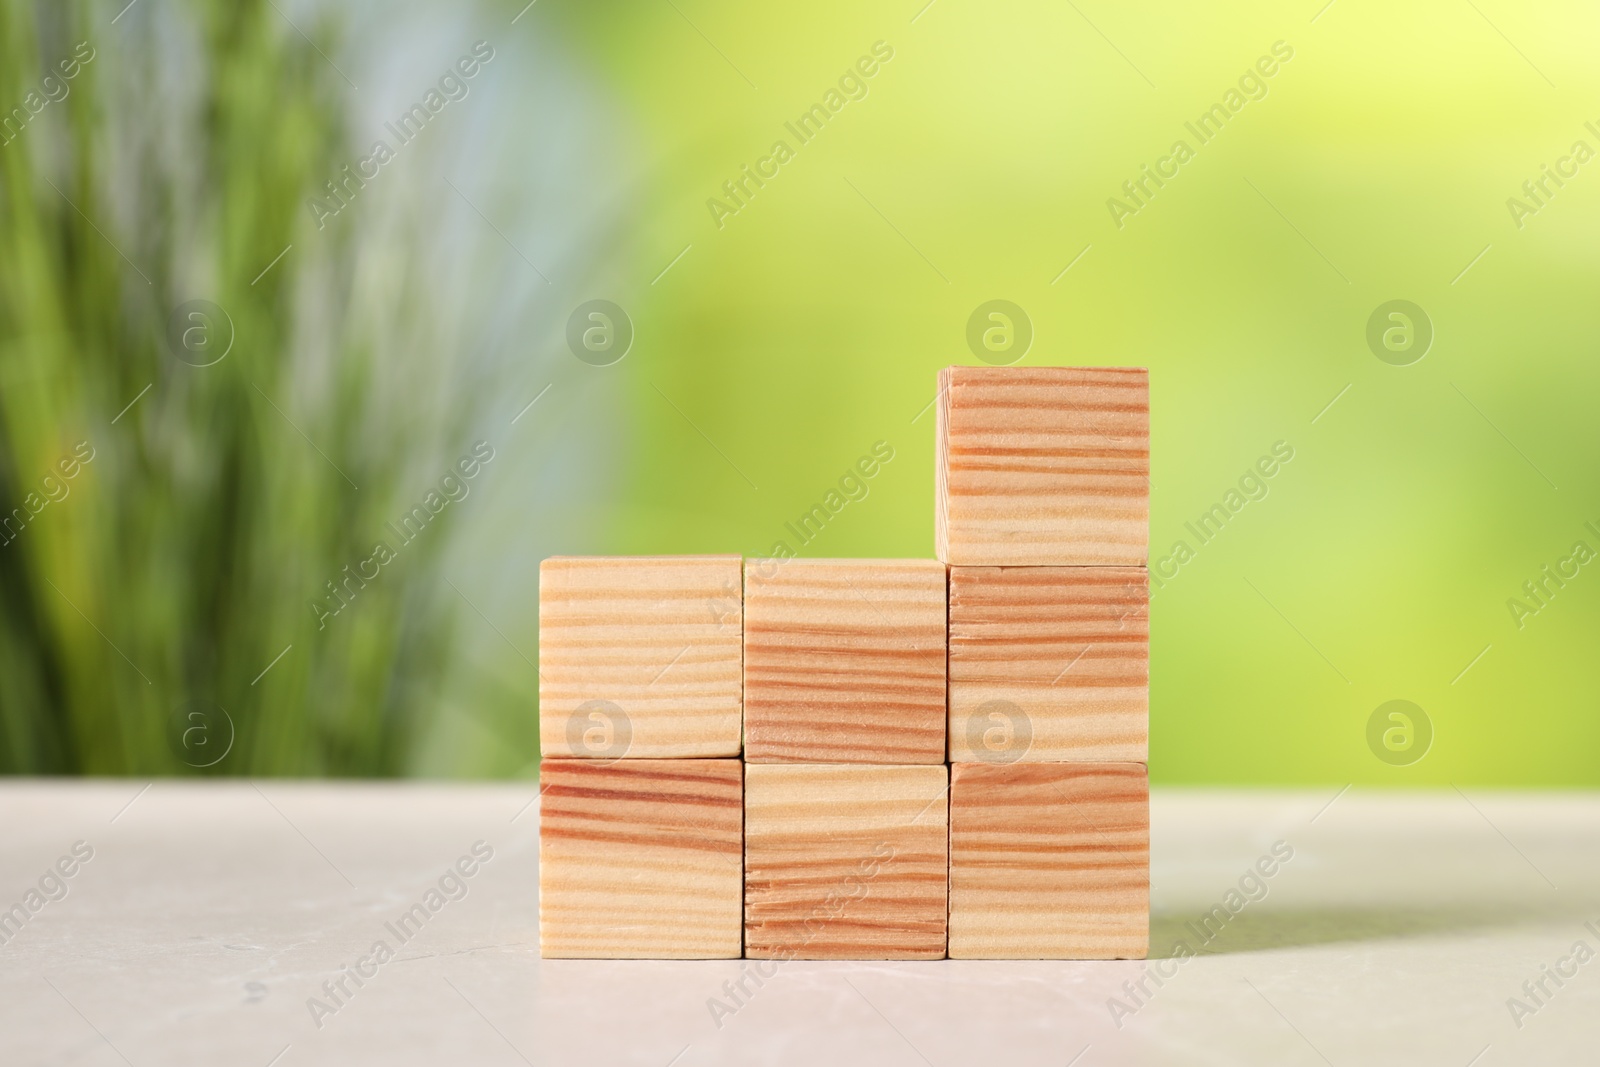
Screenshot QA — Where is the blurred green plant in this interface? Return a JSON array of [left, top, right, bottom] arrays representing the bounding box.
[[0, 0, 471, 775]]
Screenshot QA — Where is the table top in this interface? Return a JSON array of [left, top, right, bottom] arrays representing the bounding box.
[[1, 781, 1595, 1066]]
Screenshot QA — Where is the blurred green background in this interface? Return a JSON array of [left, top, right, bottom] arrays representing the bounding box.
[[1, 0, 1595, 784]]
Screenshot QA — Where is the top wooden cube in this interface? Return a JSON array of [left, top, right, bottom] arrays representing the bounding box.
[[936, 366, 1149, 566], [539, 555, 742, 759]]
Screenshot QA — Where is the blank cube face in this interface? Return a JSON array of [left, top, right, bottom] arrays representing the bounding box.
[[744, 764, 948, 960], [539, 759, 742, 958], [937, 365, 1148, 566], [948, 566, 1147, 763], [539, 556, 742, 759], [743, 559, 946, 764], [949, 762, 1147, 960]]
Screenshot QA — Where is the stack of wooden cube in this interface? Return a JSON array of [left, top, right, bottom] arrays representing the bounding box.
[[538, 365, 1148, 960]]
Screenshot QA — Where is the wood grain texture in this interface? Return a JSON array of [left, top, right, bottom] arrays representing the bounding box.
[[948, 566, 1147, 763], [539, 556, 742, 759], [743, 559, 946, 764], [539, 759, 743, 959], [744, 764, 948, 959], [949, 761, 1148, 960], [936, 365, 1149, 566]]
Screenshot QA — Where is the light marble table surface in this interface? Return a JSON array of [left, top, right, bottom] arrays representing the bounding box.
[[1, 781, 1596, 1066]]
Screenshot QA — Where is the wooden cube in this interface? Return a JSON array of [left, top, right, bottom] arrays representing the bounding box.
[[948, 566, 1147, 763], [937, 365, 1148, 566], [949, 761, 1148, 959], [744, 764, 948, 959], [538, 759, 742, 958], [539, 555, 742, 759], [743, 558, 946, 764]]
